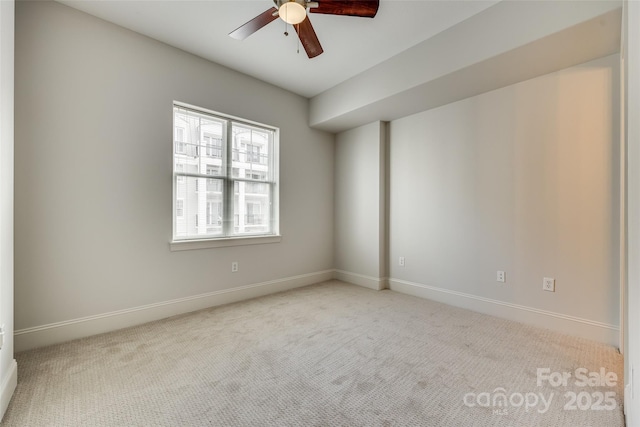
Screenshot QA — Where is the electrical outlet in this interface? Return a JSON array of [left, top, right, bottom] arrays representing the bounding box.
[[399, 257, 405, 267], [543, 277, 555, 292], [231, 262, 239, 273], [497, 271, 506, 283]]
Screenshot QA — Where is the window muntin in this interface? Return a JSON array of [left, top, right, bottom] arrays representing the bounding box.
[[173, 104, 278, 241]]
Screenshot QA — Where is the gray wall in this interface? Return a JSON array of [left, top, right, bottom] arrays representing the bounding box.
[[334, 122, 386, 288], [14, 1, 334, 330], [624, 0, 640, 421], [0, 0, 15, 418], [389, 54, 620, 329]]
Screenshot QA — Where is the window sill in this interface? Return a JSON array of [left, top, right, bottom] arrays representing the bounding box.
[[170, 235, 281, 251]]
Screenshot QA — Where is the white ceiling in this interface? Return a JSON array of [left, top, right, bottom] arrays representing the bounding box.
[[57, 0, 499, 98]]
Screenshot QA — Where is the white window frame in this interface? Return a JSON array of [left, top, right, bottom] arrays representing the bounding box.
[[171, 102, 280, 251]]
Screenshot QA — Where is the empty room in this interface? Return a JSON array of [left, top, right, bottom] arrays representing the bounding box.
[[1, 0, 639, 426]]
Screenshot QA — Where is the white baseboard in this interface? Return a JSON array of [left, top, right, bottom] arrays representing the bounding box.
[[0, 359, 17, 421], [15, 270, 334, 352], [389, 278, 620, 347], [333, 270, 386, 290]]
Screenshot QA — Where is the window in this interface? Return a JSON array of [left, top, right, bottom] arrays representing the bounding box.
[[173, 103, 279, 242], [206, 201, 222, 226], [247, 144, 261, 163], [245, 182, 267, 194], [204, 134, 223, 159], [175, 127, 186, 153], [176, 164, 185, 183], [246, 202, 262, 225]]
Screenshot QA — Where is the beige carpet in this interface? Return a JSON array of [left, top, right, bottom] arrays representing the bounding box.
[[1, 280, 624, 426]]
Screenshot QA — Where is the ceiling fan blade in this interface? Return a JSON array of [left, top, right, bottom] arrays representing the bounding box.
[[294, 18, 324, 58], [310, 0, 379, 18], [229, 7, 279, 40]]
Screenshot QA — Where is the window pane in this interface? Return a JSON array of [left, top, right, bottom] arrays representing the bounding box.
[[174, 107, 226, 176], [231, 123, 272, 181], [233, 181, 270, 235], [174, 175, 224, 238]]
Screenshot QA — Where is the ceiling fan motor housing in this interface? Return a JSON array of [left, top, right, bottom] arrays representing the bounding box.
[[275, 0, 311, 25]]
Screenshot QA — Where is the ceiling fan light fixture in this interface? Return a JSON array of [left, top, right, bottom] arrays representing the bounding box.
[[279, 1, 306, 25]]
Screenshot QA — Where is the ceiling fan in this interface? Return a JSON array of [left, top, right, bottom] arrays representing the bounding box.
[[229, 0, 380, 59]]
